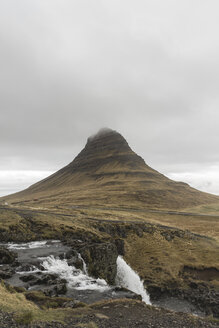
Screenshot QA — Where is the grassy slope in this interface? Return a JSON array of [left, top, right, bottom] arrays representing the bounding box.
[[0, 205, 218, 287], [0, 205, 218, 322], [3, 175, 219, 212], [125, 231, 219, 287], [0, 283, 74, 323]]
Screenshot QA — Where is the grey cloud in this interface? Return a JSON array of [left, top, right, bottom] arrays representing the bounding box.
[[0, 0, 219, 194]]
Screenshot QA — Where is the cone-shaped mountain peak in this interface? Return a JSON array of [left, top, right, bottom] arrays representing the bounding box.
[[77, 128, 132, 157], [86, 128, 130, 152], [3, 128, 219, 210], [68, 128, 146, 173]]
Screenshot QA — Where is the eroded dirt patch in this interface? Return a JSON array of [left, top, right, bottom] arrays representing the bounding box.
[[181, 266, 219, 281]]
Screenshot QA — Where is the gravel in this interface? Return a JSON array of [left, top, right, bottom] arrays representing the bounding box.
[[1, 300, 218, 328]]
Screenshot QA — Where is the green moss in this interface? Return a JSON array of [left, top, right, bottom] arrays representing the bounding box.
[[25, 291, 86, 309], [13, 286, 26, 293]]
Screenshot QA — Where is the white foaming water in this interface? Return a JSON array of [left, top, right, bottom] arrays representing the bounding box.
[[78, 253, 88, 275], [116, 256, 151, 304], [17, 265, 41, 274], [7, 240, 59, 250], [42, 255, 109, 291]]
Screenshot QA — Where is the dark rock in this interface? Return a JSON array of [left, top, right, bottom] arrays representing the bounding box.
[[94, 223, 128, 238], [0, 247, 17, 264], [34, 274, 58, 285], [143, 226, 156, 234], [25, 290, 72, 308], [42, 281, 67, 297], [79, 242, 118, 284], [67, 257, 83, 270], [0, 265, 15, 279], [13, 286, 26, 293], [19, 274, 37, 282], [148, 281, 219, 318], [16, 264, 35, 272], [113, 287, 142, 300], [65, 249, 78, 259], [147, 284, 165, 299], [62, 249, 84, 270], [161, 231, 174, 241], [135, 227, 143, 237], [114, 238, 125, 255]]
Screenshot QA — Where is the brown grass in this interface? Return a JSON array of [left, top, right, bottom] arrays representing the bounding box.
[[0, 282, 88, 323], [124, 231, 219, 288]]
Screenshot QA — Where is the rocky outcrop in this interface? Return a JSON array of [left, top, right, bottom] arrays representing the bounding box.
[[147, 280, 219, 318], [0, 247, 18, 279], [0, 265, 16, 279], [17, 271, 67, 297], [65, 239, 118, 284], [0, 247, 17, 265], [25, 290, 85, 309], [79, 242, 118, 285]]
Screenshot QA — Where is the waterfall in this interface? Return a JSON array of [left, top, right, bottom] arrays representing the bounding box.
[[5, 240, 151, 303], [78, 253, 88, 275], [116, 256, 151, 305], [42, 255, 109, 291]]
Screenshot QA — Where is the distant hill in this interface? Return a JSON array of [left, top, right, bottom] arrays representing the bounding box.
[[3, 128, 219, 210]]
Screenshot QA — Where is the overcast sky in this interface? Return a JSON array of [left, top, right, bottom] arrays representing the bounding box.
[[1, 0, 219, 197]]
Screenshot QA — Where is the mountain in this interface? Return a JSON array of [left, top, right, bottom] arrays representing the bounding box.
[[3, 128, 219, 210]]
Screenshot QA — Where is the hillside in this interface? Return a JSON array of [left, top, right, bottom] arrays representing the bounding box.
[[0, 129, 219, 323], [2, 128, 219, 211]]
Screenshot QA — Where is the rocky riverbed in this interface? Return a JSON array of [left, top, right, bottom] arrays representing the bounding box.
[[0, 239, 214, 321], [0, 240, 143, 304], [0, 205, 218, 319]]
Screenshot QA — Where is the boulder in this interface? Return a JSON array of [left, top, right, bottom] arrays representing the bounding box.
[[42, 280, 67, 297], [79, 242, 118, 284], [0, 265, 15, 279], [34, 273, 58, 285], [113, 286, 142, 300], [25, 291, 77, 308], [0, 247, 17, 264], [19, 274, 37, 282]]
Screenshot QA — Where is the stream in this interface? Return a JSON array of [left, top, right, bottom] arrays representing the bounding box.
[[1, 240, 204, 316]]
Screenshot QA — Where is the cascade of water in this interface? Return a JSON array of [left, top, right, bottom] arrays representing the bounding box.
[[7, 241, 48, 250], [6, 240, 60, 250], [4, 241, 151, 303], [116, 256, 151, 305], [78, 253, 88, 275], [42, 255, 109, 291]]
